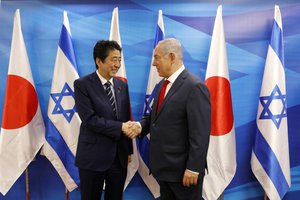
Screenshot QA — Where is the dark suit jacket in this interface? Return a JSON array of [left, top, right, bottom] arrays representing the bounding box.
[[140, 69, 211, 182], [74, 72, 132, 171]]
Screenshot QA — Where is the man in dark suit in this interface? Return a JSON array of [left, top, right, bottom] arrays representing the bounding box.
[[136, 38, 211, 200], [74, 40, 133, 200]]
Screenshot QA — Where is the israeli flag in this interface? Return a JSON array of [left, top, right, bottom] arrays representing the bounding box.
[[251, 5, 291, 200], [41, 11, 80, 191], [137, 10, 164, 198]]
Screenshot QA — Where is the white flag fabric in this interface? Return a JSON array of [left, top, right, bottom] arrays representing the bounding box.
[[0, 9, 45, 195], [203, 5, 236, 200], [251, 5, 291, 200], [138, 10, 165, 199], [41, 11, 80, 192], [109, 7, 139, 189]]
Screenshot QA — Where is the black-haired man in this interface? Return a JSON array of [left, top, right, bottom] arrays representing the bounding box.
[[74, 40, 133, 200]]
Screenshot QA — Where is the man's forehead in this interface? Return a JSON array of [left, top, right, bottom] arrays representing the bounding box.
[[108, 49, 121, 56], [154, 45, 163, 54]]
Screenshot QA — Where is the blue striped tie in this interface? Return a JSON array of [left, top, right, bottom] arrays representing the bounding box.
[[104, 81, 117, 116]]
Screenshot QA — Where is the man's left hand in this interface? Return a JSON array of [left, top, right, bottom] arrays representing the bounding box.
[[182, 169, 198, 187]]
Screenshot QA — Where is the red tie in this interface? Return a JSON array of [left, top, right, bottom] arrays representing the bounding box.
[[156, 80, 170, 113]]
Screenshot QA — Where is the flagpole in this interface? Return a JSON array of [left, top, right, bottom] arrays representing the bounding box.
[[65, 188, 69, 200], [26, 168, 30, 200]]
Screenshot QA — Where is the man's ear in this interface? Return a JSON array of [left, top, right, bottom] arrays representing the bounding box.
[[169, 52, 176, 63], [96, 57, 102, 68]]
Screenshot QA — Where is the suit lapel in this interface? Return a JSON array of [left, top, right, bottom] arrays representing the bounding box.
[[153, 69, 188, 121], [91, 72, 107, 100], [91, 72, 116, 116], [113, 78, 123, 119]]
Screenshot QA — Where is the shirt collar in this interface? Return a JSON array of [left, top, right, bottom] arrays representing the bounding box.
[[96, 70, 114, 86], [166, 65, 185, 84]]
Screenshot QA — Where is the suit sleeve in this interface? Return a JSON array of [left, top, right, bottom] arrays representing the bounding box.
[[139, 115, 151, 139], [74, 79, 122, 140], [126, 84, 134, 155], [186, 82, 211, 173]]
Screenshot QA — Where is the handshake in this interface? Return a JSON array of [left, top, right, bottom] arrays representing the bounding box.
[[122, 121, 141, 139]]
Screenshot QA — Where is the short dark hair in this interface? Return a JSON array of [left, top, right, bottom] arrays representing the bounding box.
[[93, 40, 122, 69]]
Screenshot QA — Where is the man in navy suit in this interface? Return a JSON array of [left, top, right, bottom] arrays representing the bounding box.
[[74, 40, 133, 200], [134, 38, 211, 200]]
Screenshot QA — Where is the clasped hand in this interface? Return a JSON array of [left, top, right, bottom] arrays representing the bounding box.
[[122, 121, 141, 139]]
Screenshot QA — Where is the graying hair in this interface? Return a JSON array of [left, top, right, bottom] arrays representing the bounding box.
[[157, 38, 183, 60]]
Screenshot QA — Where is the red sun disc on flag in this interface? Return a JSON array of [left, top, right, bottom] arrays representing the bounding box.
[[206, 76, 234, 136], [2, 75, 38, 129]]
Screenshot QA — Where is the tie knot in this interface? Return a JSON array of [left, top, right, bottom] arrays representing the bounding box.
[[105, 81, 112, 88], [163, 80, 170, 86]]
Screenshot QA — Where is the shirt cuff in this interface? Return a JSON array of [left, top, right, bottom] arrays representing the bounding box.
[[187, 169, 199, 175], [136, 122, 142, 130]]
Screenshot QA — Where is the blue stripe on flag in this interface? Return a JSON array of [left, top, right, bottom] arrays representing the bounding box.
[[59, 25, 78, 72], [138, 138, 150, 166], [153, 25, 164, 48], [253, 128, 290, 198], [46, 119, 80, 185], [270, 20, 284, 65]]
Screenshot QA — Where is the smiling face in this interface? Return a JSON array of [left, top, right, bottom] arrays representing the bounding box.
[[152, 44, 173, 78], [97, 49, 121, 80]]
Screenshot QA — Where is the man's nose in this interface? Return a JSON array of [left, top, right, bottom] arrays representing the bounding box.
[[115, 60, 121, 68]]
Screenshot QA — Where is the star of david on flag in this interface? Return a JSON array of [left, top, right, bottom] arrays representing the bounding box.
[[51, 82, 76, 123], [251, 5, 291, 200], [143, 86, 158, 116], [259, 85, 287, 129]]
